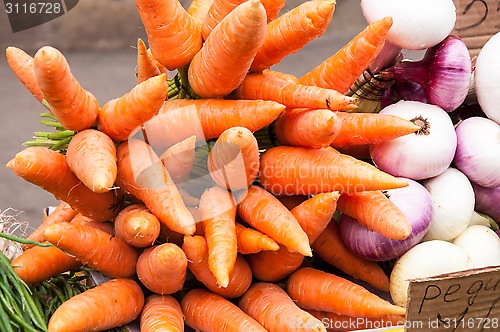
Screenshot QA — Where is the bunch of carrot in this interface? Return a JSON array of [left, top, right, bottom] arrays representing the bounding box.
[[3, 0, 424, 330]]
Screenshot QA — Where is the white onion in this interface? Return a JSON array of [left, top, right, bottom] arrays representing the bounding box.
[[453, 225, 500, 269]]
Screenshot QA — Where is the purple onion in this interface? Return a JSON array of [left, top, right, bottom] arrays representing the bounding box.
[[472, 182, 500, 223], [381, 80, 428, 108], [339, 179, 432, 261]]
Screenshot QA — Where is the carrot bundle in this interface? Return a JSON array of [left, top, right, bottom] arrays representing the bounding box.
[[140, 295, 185, 332], [5, 46, 44, 103]]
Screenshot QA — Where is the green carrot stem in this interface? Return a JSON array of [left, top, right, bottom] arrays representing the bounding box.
[[40, 120, 65, 129], [0, 300, 15, 332], [39, 112, 56, 120], [0, 233, 53, 247], [50, 136, 72, 151]]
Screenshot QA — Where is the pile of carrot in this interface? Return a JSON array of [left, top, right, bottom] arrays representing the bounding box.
[[4, 0, 423, 331]]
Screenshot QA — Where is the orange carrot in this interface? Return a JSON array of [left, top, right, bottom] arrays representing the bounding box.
[[114, 204, 161, 248], [335, 144, 372, 160], [276, 194, 308, 210], [136, 243, 187, 294], [146, 48, 169, 75], [235, 221, 280, 254], [160, 135, 196, 184], [250, 0, 335, 72], [239, 282, 326, 332], [6, 147, 117, 222], [182, 235, 252, 298], [140, 295, 185, 332], [43, 222, 138, 278], [200, 0, 247, 40], [307, 310, 405, 332], [136, 38, 162, 84], [70, 213, 115, 235], [48, 278, 144, 332], [187, 0, 214, 28], [97, 74, 168, 142], [182, 288, 267, 331], [299, 17, 393, 94], [143, 99, 285, 150], [260, 0, 286, 23], [208, 126, 260, 190], [262, 69, 299, 84], [116, 139, 196, 235], [286, 267, 406, 318], [273, 108, 341, 149], [189, 0, 267, 98], [337, 191, 412, 240], [135, 0, 202, 70], [258, 146, 409, 195], [331, 112, 421, 147], [246, 246, 305, 282], [234, 73, 358, 111], [33, 46, 99, 131], [311, 221, 391, 292], [5, 46, 44, 103], [237, 185, 312, 256]]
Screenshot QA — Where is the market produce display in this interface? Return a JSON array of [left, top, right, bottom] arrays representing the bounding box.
[[2, 0, 500, 331]]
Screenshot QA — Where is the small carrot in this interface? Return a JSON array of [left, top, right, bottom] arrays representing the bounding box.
[[182, 288, 267, 331], [116, 139, 196, 235], [262, 69, 299, 84], [136, 243, 187, 294], [189, 0, 267, 98], [114, 204, 161, 248], [236, 185, 312, 256], [258, 146, 409, 195], [299, 16, 393, 94], [33, 46, 99, 131], [140, 295, 185, 332], [135, 0, 202, 70], [273, 108, 341, 149], [286, 267, 406, 318], [200, 0, 247, 40], [5, 46, 44, 103], [43, 222, 139, 278], [70, 213, 115, 235], [98, 74, 168, 142], [160, 135, 196, 184], [307, 310, 405, 332], [234, 73, 358, 111], [337, 191, 412, 240], [48, 278, 144, 332], [6, 147, 117, 222], [238, 282, 326, 332], [182, 235, 252, 298], [208, 126, 260, 190], [260, 0, 286, 23], [187, 0, 214, 28], [250, 0, 335, 72], [136, 38, 162, 84], [235, 221, 280, 254], [146, 48, 169, 75]]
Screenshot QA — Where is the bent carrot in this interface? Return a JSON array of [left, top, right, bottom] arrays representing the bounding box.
[[160, 135, 196, 184], [189, 0, 267, 98], [114, 204, 161, 248], [5, 46, 44, 103], [307, 310, 405, 332], [136, 243, 187, 294], [136, 38, 162, 84], [48, 278, 144, 332], [6, 147, 117, 222], [182, 288, 267, 331], [43, 222, 138, 278], [235, 221, 280, 254], [140, 295, 184, 332], [258, 146, 408, 195], [135, 0, 202, 70], [33, 46, 99, 131], [188, 0, 214, 28], [238, 282, 326, 332], [97, 74, 168, 142], [286, 267, 406, 318], [299, 17, 393, 94]]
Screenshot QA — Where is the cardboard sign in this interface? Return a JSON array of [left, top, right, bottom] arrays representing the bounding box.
[[405, 266, 500, 331]]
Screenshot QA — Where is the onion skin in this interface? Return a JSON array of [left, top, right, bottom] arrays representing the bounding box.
[[475, 32, 500, 124], [472, 182, 500, 223], [338, 179, 432, 261]]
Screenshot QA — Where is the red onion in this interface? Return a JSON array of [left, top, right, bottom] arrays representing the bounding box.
[[472, 182, 500, 223], [381, 80, 427, 108], [338, 179, 432, 261]]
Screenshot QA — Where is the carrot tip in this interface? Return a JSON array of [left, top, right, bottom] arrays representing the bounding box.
[[298, 243, 313, 257], [5, 159, 14, 169]]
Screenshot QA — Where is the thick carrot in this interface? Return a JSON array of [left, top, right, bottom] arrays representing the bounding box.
[[70, 213, 115, 235], [263, 69, 299, 84], [273, 108, 341, 149], [250, 0, 335, 72], [208, 126, 260, 190], [48, 278, 144, 332], [116, 139, 196, 235], [6, 147, 117, 222], [239, 282, 326, 332], [43, 222, 139, 278], [200, 0, 247, 40], [189, 0, 267, 98], [143, 99, 285, 150], [311, 221, 391, 292], [135, 0, 202, 70], [182, 235, 252, 298], [299, 17, 393, 94], [246, 246, 305, 282], [66, 129, 117, 193], [260, 0, 286, 23], [140, 295, 184, 332], [114, 204, 161, 248], [136, 38, 162, 84], [97, 74, 168, 142], [236, 185, 312, 256], [160, 135, 196, 184], [307, 310, 405, 332], [33, 46, 99, 131], [235, 221, 280, 254], [136, 243, 187, 294], [286, 267, 406, 318], [5, 46, 44, 103], [199, 186, 237, 287], [337, 191, 412, 240], [187, 0, 214, 28], [331, 112, 421, 148], [258, 146, 409, 195], [182, 288, 267, 331]]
